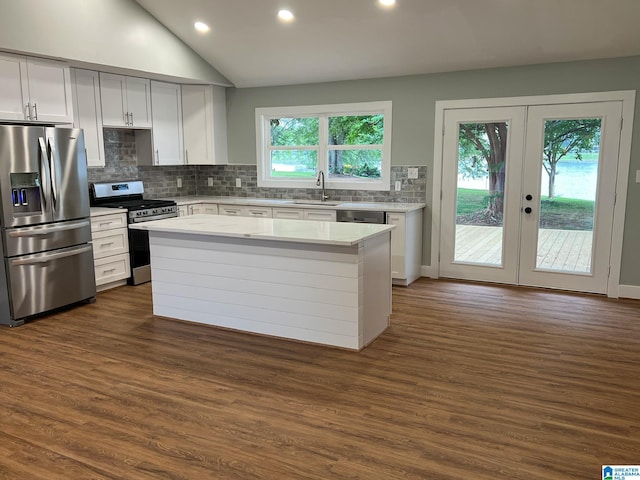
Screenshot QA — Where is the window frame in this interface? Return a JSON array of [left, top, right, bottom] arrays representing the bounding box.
[[256, 101, 392, 191]]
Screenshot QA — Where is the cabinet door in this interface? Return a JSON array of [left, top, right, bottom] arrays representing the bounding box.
[[177, 205, 189, 217], [182, 85, 212, 165], [387, 213, 406, 278], [151, 81, 183, 166], [273, 208, 304, 219], [25, 58, 73, 123], [71, 69, 105, 167], [304, 210, 336, 222], [0, 54, 28, 120], [99, 73, 128, 126], [126, 77, 152, 128]]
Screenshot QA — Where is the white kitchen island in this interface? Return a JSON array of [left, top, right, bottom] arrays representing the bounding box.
[[130, 215, 395, 350]]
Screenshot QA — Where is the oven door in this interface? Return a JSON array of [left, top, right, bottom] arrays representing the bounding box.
[[128, 228, 151, 285]]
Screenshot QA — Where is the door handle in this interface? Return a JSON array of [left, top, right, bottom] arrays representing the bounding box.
[[47, 138, 58, 211], [8, 220, 90, 237], [525, 194, 533, 201], [524, 207, 533, 214], [37, 137, 49, 211], [11, 245, 92, 266]]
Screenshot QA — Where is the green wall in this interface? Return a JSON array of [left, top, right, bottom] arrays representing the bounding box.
[[226, 56, 640, 286]]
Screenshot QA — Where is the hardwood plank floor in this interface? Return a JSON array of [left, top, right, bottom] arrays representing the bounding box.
[[1, 279, 639, 479]]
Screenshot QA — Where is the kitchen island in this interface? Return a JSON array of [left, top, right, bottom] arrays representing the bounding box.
[[130, 215, 395, 350]]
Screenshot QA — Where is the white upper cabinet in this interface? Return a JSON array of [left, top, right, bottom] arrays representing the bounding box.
[[99, 73, 152, 128], [181, 84, 228, 165], [71, 69, 105, 167], [0, 53, 73, 123], [150, 80, 184, 166]]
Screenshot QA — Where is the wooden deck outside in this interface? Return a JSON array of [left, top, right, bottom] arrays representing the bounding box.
[[455, 225, 593, 272]]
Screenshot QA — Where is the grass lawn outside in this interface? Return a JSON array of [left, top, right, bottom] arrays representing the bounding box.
[[456, 188, 594, 230]]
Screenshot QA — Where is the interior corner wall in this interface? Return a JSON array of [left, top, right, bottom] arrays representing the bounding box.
[[225, 55, 640, 287], [0, 0, 231, 85]]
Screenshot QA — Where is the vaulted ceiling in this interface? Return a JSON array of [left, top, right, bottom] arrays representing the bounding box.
[[135, 0, 640, 88]]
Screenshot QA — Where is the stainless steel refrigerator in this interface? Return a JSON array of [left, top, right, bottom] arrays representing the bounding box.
[[0, 125, 96, 326]]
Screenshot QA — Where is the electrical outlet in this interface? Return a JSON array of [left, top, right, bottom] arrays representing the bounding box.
[[395, 180, 401, 191], [235, 178, 242, 188], [408, 167, 419, 179], [177, 177, 182, 188], [207, 177, 213, 187]]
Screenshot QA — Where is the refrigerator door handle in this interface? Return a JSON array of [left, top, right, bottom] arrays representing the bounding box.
[[47, 137, 58, 211], [37, 136, 50, 211], [11, 245, 93, 266], [8, 220, 91, 237]]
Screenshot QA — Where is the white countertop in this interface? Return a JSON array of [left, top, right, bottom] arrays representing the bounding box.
[[165, 196, 425, 213], [130, 214, 395, 246]]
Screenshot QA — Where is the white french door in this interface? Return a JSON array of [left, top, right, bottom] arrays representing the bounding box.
[[439, 101, 623, 294]]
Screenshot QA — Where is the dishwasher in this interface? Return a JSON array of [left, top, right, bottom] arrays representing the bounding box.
[[336, 210, 387, 224]]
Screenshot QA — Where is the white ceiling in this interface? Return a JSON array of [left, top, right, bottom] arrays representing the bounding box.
[[134, 0, 640, 88]]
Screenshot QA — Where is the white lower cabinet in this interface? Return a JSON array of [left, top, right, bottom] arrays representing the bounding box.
[[91, 212, 130, 291], [272, 208, 336, 221], [272, 208, 304, 220], [219, 205, 272, 217], [189, 203, 219, 215], [304, 209, 336, 221], [387, 209, 423, 286]]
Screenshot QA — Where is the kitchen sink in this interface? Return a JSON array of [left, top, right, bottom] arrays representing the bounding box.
[[292, 200, 343, 206]]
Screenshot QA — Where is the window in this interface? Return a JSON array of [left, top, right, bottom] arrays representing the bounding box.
[[256, 101, 392, 190]]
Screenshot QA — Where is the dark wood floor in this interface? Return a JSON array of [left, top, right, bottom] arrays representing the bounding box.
[[1, 279, 639, 479]]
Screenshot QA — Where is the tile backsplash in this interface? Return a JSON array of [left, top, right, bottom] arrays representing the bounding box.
[[88, 129, 426, 202]]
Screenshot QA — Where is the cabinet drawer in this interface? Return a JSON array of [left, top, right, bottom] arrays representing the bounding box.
[[94, 252, 130, 286], [245, 206, 272, 218], [92, 228, 128, 259], [218, 204, 244, 216], [272, 208, 304, 219], [304, 210, 336, 221], [91, 213, 127, 232]]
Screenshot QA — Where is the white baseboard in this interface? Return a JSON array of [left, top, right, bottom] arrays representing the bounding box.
[[618, 285, 640, 299], [421, 265, 438, 279]]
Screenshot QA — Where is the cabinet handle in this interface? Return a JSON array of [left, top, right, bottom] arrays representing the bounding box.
[[25, 103, 31, 120], [185, 149, 189, 164], [102, 268, 117, 273], [130, 112, 134, 125], [100, 242, 115, 247], [155, 150, 159, 165], [32, 103, 38, 120]]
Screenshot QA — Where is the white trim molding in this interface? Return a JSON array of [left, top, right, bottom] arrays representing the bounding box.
[[256, 101, 392, 191], [618, 285, 640, 300], [430, 90, 636, 298]]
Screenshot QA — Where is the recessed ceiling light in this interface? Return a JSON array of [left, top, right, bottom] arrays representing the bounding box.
[[378, 0, 397, 7], [194, 21, 210, 33], [277, 9, 294, 22]]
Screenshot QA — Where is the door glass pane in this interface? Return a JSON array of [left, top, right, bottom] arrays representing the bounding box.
[[454, 122, 508, 265], [535, 118, 600, 273]]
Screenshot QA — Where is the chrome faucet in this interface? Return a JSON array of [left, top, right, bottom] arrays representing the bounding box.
[[316, 170, 330, 202]]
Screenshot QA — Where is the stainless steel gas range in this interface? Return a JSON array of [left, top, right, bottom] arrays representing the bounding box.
[[90, 180, 177, 285]]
